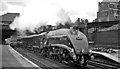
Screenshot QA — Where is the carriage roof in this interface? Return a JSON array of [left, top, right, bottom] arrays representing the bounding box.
[[21, 32, 47, 38], [47, 29, 71, 36]]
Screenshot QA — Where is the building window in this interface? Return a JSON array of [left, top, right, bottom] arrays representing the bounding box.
[[99, 3, 109, 11], [109, 4, 115, 8], [115, 16, 120, 20], [102, 12, 108, 17], [117, 10, 120, 15], [109, 10, 114, 14], [117, 5, 120, 9], [104, 11, 108, 17], [115, 16, 117, 19]]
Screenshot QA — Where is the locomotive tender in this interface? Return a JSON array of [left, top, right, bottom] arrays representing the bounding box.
[[9, 28, 92, 67]]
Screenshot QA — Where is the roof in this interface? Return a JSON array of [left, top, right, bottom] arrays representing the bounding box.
[[21, 32, 47, 38], [47, 29, 70, 36], [0, 13, 20, 30], [87, 21, 119, 28], [0, 25, 11, 30], [102, 0, 120, 2], [0, 13, 19, 24]]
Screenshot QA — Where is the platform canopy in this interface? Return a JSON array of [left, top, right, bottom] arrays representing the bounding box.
[[0, 13, 19, 42], [87, 21, 119, 28]]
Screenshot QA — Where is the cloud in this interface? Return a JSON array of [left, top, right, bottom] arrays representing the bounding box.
[[3, 0, 28, 6], [0, 0, 8, 15], [1, 0, 103, 22], [0, 0, 28, 15], [0, 0, 103, 35], [9, 0, 72, 33]]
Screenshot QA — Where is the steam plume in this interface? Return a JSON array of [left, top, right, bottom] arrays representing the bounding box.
[[9, 0, 72, 35]]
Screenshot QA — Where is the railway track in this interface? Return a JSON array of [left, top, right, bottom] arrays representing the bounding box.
[[14, 47, 70, 69], [15, 48, 51, 68], [13, 47, 120, 69], [88, 60, 120, 69]]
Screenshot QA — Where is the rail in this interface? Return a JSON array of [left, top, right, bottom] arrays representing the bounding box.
[[88, 60, 120, 69]]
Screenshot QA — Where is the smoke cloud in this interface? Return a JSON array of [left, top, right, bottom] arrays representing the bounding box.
[[8, 0, 103, 35], [9, 0, 72, 34]]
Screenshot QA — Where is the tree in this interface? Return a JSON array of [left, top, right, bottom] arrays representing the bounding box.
[[84, 19, 89, 23], [56, 23, 64, 29], [74, 18, 88, 36], [75, 18, 81, 25], [64, 22, 73, 28]]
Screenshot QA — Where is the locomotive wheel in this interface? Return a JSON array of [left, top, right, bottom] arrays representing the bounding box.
[[80, 56, 87, 67], [50, 54, 62, 62], [62, 54, 74, 66], [59, 48, 74, 66], [39, 48, 46, 57], [81, 61, 87, 67], [67, 59, 74, 67], [48, 47, 61, 62], [45, 48, 50, 58], [31, 47, 34, 51], [56, 54, 62, 62], [39, 48, 49, 57]]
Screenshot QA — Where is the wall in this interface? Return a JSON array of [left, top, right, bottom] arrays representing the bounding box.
[[88, 29, 119, 45], [0, 25, 2, 44], [0, 30, 2, 44]]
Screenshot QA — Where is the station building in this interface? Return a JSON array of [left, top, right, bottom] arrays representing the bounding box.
[[97, 0, 120, 22], [0, 13, 19, 43]]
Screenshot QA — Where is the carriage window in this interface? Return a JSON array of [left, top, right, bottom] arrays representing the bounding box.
[[59, 37, 70, 46], [46, 38, 59, 45]]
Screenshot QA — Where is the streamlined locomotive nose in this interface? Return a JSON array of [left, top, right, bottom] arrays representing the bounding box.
[[69, 30, 89, 54]]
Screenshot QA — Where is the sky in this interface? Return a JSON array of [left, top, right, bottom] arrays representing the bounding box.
[[1, 0, 103, 22], [0, 0, 103, 33]]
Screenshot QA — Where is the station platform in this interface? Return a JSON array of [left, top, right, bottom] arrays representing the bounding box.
[[91, 51, 120, 63], [1, 44, 41, 69]]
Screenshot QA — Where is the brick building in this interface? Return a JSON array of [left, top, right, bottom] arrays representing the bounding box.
[[97, 0, 120, 22]]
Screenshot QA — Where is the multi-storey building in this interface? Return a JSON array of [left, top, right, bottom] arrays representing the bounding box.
[[97, 0, 120, 22]]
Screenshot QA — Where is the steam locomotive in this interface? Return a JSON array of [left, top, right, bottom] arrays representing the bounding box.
[[9, 27, 92, 67]]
